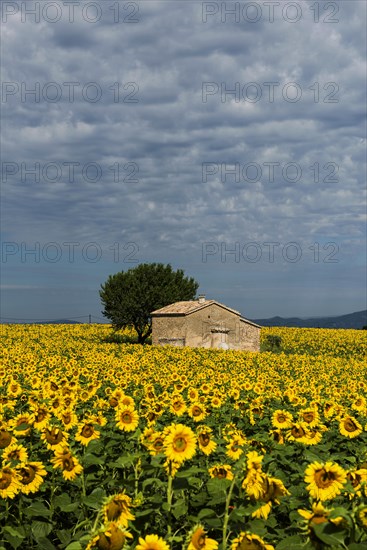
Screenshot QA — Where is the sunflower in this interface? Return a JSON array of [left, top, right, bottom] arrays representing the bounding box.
[[16, 461, 47, 494], [210, 396, 223, 409], [249, 403, 264, 425], [41, 425, 69, 451], [298, 501, 344, 540], [86, 522, 132, 550], [148, 432, 165, 456], [56, 409, 79, 431], [197, 426, 217, 456], [285, 423, 309, 444], [301, 428, 323, 446], [32, 406, 51, 430], [269, 429, 284, 444], [188, 403, 207, 422], [339, 415, 363, 438], [351, 395, 366, 412], [299, 408, 320, 428], [245, 451, 263, 471], [163, 424, 197, 464], [346, 468, 367, 497], [75, 422, 101, 446], [0, 466, 21, 499], [222, 423, 238, 439], [304, 461, 347, 501], [0, 425, 13, 449], [2, 442, 28, 464], [51, 447, 83, 480], [135, 534, 170, 550], [83, 413, 107, 428], [187, 387, 199, 402], [231, 531, 274, 550], [11, 412, 34, 436], [226, 434, 246, 461], [103, 493, 135, 527], [208, 464, 234, 480], [251, 475, 290, 519], [7, 379, 22, 398], [0, 395, 14, 412], [185, 524, 218, 550], [115, 407, 139, 432], [356, 506, 367, 529], [120, 395, 135, 408], [242, 453, 265, 500], [170, 395, 187, 416], [163, 458, 181, 477], [271, 409, 293, 429]]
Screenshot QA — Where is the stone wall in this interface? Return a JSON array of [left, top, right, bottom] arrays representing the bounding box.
[[185, 304, 238, 348], [152, 303, 261, 351], [238, 319, 260, 351], [151, 316, 186, 345]]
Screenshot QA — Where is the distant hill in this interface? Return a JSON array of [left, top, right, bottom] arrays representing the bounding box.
[[251, 310, 367, 329]]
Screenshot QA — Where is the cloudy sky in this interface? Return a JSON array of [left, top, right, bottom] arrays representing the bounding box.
[[1, 0, 366, 322]]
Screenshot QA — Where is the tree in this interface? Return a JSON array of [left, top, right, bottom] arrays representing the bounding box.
[[100, 263, 199, 344]]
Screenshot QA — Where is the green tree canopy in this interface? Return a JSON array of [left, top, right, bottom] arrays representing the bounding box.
[[100, 263, 199, 343]]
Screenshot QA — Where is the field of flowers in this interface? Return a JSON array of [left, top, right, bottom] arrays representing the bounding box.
[[0, 324, 366, 550]]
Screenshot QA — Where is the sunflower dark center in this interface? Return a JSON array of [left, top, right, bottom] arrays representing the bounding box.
[[237, 535, 265, 549], [192, 530, 206, 549], [344, 419, 358, 432], [291, 426, 305, 438], [106, 499, 123, 520], [0, 470, 12, 489], [8, 450, 21, 460], [62, 456, 74, 471], [20, 465, 36, 484], [109, 397, 119, 407], [315, 469, 335, 488], [199, 433, 210, 446], [0, 430, 12, 449], [35, 410, 47, 422], [97, 526, 126, 550], [173, 436, 187, 451], [46, 428, 63, 444], [81, 424, 94, 437], [153, 438, 163, 450]]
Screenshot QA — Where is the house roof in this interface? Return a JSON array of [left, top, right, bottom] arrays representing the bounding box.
[[151, 300, 262, 328], [239, 317, 262, 329], [151, 299, 241, 317]]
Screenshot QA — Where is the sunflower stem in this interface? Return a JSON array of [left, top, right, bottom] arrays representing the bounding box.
[[167, 472, 173, 540], [133, 458, 141, 499], [222, 476, 236, 550], [92, 508, 103, 532], [49, 469, 56, 523]]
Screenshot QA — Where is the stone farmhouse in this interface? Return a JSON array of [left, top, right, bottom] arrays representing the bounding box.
[[151, 295, 261, 351]]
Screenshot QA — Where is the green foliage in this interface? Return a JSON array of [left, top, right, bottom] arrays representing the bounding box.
[[262, 335, 282, 353], [99, 263, 199, 343]]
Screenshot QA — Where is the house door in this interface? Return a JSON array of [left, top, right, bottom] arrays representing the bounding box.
[[210, 328, 229, 349]]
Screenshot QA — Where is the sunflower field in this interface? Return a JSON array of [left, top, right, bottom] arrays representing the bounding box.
[[0, 324, 366, 550]]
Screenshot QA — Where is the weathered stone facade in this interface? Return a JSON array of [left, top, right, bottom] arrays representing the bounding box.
[[151, 297, 261, 351]]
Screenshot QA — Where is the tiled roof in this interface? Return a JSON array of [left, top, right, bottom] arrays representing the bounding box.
[[239, 317, 262, 328], [151, 300, 241, 316]]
